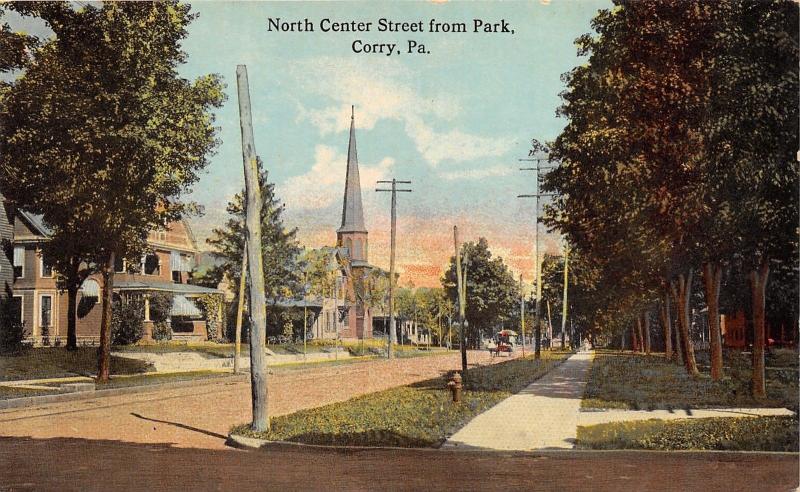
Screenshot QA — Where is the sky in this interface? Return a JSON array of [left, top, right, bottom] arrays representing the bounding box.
[[6, 0, 612, 288]]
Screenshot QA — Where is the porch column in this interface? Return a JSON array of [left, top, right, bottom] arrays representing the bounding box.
[[143, 295, 150, 322]]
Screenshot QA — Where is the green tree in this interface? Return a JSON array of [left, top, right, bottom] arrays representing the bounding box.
[[0, 2, 224, 379], [442, 238, 519, 347], [299, 247, 339, 299], [205, 167, 302, 309], [543, 0, 797, 393]]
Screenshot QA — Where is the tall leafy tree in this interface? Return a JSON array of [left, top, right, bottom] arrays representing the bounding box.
[[544, 0, 797, 392], [0, 2, 224, 378], [205, 168, 302, 307], [706, 0, 798, 396], [442, 238, 519, 347]]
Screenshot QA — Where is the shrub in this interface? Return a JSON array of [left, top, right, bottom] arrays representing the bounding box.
[[196, 294, 225, 340], [0, 296, 24, 353], [148, 292, 173, 342], [111, 296, 145, 346], [152, 321, 172, 341], [148, 292, 173, 324], [225, 300, 250, 343]]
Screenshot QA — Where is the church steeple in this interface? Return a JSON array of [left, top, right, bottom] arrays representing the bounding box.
[[337, 106, 368, 263], [338, 106, 367, 234]]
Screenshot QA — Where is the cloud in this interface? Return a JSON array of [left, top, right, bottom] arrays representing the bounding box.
[[278, 144, 394, 210], [437, 164, 513, 181], [292, 57, 512, 167]]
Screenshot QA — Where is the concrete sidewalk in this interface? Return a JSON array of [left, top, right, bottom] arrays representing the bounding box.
[[444, 351, 595, 451]]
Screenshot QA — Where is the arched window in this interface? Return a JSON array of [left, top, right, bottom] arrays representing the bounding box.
[[353, 239, 362, 260], [345, 238, 353, 256]]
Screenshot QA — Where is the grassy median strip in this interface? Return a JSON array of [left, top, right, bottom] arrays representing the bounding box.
[[577, 416, 799, 452], [582, 350, 798, 411], [232, 350, 572, 448], [1, 347, 152, 382]]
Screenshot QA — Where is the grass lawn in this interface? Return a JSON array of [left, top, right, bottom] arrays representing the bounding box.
[[113, 342, 235, 358], [114, 339, 446, 359], [97, 370, 230, 389], [0, 386, 57, 400], [582, 349, 798, 411], [232, 350, 572, 447], [577, 416, 799, 452], [0, 347, 153, 382]]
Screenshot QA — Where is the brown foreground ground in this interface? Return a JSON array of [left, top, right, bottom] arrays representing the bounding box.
[[0, 350, 796, 491], [0, 436, 796, 491]]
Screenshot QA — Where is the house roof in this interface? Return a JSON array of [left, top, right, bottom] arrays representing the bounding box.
[[338, 107, 367, 234], [114, 279, 222, 295], [17, 210, 52, 236]]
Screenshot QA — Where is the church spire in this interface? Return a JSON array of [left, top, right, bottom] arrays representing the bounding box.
[[338, 106, 366, 233]]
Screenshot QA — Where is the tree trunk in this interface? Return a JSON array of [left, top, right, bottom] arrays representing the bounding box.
[[673, 298, 684, 366], [750, 260, 769, 399], [644, 311, 651, 355], [454, 226, 467, 377], [66, 284, 78, 350], [660, 292, 672, 360], [636, 316, 644, 353], [631, 322, 639, 352], [671, 272, 699, 376], [96, 253, 115, 382], [65, 258, 84, 350], [703, 262, 724, 381]]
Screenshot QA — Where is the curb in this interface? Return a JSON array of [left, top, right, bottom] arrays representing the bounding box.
[[0, 372, 249, 411], [225, 433, 798, 458]]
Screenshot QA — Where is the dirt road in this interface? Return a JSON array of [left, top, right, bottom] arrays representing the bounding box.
[[0, 350, 501, 450]]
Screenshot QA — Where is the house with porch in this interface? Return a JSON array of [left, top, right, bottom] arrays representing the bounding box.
[[5, 202, 223, 345]]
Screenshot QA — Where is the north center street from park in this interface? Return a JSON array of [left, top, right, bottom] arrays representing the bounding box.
[[0, 350, 505, 450]]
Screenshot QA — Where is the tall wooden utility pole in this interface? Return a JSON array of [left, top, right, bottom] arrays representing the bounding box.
[[376, 178, 412, 359], [518, 153, 555, 359], [453, 226, 468, 377], [519, 274, 526, 357], [561, 244, 569, 350], [234, 244, 247, 374], [236, 65, 269, 432]]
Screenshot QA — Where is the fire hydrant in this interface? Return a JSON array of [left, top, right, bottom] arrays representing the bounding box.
[[447, 372, 462, 403]]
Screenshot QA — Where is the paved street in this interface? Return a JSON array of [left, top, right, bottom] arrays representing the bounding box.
[[445, 351, 594, 450], [0, 350, 503, 450], [0, 436, 796, 491]]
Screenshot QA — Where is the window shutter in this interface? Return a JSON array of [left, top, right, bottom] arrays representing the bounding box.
[[170, 251, 181, 271]]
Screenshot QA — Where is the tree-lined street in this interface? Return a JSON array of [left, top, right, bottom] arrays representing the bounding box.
[[0, 1, 798, 489]]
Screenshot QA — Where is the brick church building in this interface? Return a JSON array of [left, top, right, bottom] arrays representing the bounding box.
[[334, 108, 374, 340]]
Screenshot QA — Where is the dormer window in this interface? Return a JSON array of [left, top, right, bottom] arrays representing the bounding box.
[[169, 251, 192, 283]]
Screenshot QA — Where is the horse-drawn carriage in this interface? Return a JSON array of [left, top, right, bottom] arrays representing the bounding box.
[[488, 329, 517, 357]]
